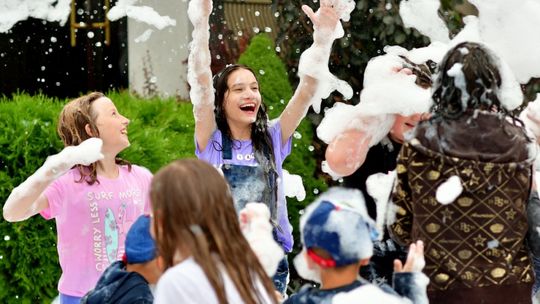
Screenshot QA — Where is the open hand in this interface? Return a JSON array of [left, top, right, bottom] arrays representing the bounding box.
[[394, 240, 425, 272], [301, 0, 339, 34], [62, 137, 104, 167]]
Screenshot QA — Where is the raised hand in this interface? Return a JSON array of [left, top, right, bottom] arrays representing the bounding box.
[[187, 0, 213, 25], [53, 137, 104, 173], [394, 240, 425, 272], [302, 2, 340, 44]]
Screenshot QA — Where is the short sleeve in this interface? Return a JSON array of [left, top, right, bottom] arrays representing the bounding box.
[[40, 175, 68, 220], [269, 120, 292, 163], [195, 129, 221, 164]]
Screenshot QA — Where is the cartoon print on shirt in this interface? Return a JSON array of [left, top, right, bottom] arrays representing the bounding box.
[[104, 208, 119, 263], [88, 187, 145, 271]]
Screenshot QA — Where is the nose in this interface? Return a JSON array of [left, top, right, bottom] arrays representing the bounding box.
[[243, 88, 258, 100], [121, 114, 130, 125]]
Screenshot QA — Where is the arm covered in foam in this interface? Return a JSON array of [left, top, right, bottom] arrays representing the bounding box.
[[3, 138, 103, 222], [279, 0, 354, 146], [187, 0, 216, 151]]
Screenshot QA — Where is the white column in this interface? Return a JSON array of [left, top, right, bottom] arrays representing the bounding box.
[[127, 0, 191, 99]]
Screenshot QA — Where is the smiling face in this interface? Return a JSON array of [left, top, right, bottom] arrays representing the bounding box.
[[89, 97, 130, 155], [222, 68, 261, 130]]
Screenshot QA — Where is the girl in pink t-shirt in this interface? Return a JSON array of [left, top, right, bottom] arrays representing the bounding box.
[[2, 92, 152, 303]]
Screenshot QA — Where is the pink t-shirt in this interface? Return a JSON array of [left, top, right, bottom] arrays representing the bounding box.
[[40, 165, 152, 297]]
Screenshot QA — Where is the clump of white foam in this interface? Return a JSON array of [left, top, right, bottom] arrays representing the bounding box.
[[366, 171, 397, 239], [469, 0, 540, 84], [400, 0, 540, 111], [293, 248, 322, 283], [386, 42, 447, 65], [316, 49, 434, 147], [239, 203, 284, 277], [108, 2, 176, 30], [134, 29, 154, 43], [436, 176, 462, 205], [399, 0, 450, 43], [0, 0, 71, 33], [358, 53, 432, 116], [446, 63, 469, 110], [186, 0, 214, 110], [282, 170, 306, 201], [297, 1, 356, 113]]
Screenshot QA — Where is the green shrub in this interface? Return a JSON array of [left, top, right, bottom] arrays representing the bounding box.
[[238, 34, 328, 254], [0, 92, 194, 302]]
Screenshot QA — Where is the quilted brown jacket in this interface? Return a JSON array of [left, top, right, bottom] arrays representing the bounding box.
[[389, 111, 535, 304]]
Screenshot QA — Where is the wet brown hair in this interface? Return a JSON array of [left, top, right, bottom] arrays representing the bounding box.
[[57, 92, 131, 185], [431, 42, 504, 119], [150, 159, 277, 304], [400, 55, 434, 89]]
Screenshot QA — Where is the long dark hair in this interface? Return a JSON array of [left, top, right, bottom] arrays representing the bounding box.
[[151, 159, 277, 304], [213, 64, 277, 171], [431, 42, 506, 119], [57, 92, 131, 185]]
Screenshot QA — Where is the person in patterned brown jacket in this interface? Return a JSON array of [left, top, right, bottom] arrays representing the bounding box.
[[388, 41, 537, 304]]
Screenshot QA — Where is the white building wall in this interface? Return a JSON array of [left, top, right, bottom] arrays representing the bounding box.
[[127, 0, 191, 99]]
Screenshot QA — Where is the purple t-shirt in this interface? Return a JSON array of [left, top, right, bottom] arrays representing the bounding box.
[[41, 165, 152, 297], [196, 120, 293, 252]]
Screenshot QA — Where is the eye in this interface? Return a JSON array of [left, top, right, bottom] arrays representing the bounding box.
[[251, 86, 259, 91]]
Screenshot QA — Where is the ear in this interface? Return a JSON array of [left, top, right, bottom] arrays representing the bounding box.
[[85, 124, 95, 137], [359, 258, 370, 266]]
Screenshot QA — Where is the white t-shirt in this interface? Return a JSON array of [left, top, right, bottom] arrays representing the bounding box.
[[154, 256, 273, 304]]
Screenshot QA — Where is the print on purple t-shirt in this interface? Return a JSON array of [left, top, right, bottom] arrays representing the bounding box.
[[40, 165, 152, 297], [196, 120, 293, 252]]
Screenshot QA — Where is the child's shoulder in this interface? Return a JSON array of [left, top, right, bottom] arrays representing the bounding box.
[[122, 164, 152, 179]]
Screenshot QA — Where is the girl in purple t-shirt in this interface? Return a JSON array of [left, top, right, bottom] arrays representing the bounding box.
[[3, 92, 152, 303], [187, 0, 343, 295]]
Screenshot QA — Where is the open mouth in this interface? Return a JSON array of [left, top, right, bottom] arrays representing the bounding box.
[[240, 103, 256, 112], [121, 129, 128, 135]]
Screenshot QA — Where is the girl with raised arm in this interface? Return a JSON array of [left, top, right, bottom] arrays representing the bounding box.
[[187, 0, 350, 294], [3, 92, 152, 303]]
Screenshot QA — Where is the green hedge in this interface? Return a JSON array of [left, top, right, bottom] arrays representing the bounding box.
[[0, 92, 195, 302]]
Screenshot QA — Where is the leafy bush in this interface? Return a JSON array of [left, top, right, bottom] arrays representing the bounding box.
[[0, 92, 194, 302]]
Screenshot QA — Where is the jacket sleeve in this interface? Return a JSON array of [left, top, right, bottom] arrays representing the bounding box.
[[388, 143, 414, 247], [392, 272, 429, 304]]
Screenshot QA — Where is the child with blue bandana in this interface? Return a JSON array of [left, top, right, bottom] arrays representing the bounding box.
[[285, 188, 428, 304]]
